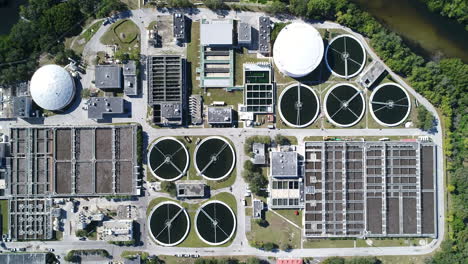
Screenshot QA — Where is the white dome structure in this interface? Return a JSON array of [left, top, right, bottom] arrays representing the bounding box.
[[273, 23, 324, 78], [30, 64, 76, 111]]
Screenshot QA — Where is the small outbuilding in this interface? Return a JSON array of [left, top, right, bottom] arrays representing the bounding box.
[[95, 65, 122, 90], [208, 107, 234, 127], [87, 97, 124, 121]]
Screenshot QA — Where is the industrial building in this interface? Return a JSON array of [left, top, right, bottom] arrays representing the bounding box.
[[0, 253, 48, 264], [199, 19, 234, 88], [358, 61, 386, 89], [258, 16, 271, 55], [173, 12, 186, 42], [303, 141, 437, 238], [0, 82, 39, 119], [8, 198, 53, 240], [240, 63, 275, 114], [268, 151, 302, 209], [87, 97, 125, 121], [273, 23, 324, 78], [252, 143, 266, 165], [238, 22, 252, 46], [95, 64, 122, 90], [123, 61, 138, 96], [189, 95, 203, 125], [252, 199, 264, 219], [176, 181, 206, 198], [7, 125, 139, 197], [147, 55, 185, 126], [97, 220, 134, 242], [207, 107, 234, 127], [30, 64, 76, 111]]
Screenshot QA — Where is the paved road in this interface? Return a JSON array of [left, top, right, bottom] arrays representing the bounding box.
[[2, 7, 445, 261]]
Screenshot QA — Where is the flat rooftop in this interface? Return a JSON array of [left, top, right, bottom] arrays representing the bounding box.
[[87, 97, 124, 120], [173, 12, 186, 40], [208, 107, 233, 124], [95, 65, 122, 89], [238, 22, 252, 43], [0, 253, 47, 264], [200, 19, 233, 46], [270, 151, 298, 178], [176, 181, 205, 198]]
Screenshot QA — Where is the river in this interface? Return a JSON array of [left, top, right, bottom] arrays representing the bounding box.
[[0, 0, 27, 36], [351, 0, 468, 62]]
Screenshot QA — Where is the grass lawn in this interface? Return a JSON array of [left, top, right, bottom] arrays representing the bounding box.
[[120, 0, 140, 9], [187, 21, 201, 94], [100, 19, 140, 53], [204, 89, 243, 110], [247, 210, 301, 249], [303, 239, 355, 248], [377, 255, 431, 264], [0, 199, 8, 235], [273, 209, 302, 227], [160, 255, 260, 264], [146, 197, 176, 216]]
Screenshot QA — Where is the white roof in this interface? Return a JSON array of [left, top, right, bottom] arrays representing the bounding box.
[[30, 64, 75, 111], [273, 23, 324, 78], [200, 20, 233, 46]]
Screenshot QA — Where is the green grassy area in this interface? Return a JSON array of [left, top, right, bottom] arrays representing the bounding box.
[[121, 251, 149, 260], [273, 209, 302, 227], [377, 255, 431, 264], [147, 21, 157, 30], [187, 21, 201, 94], [120, 0, 140, 9], [70, 20, 103, 55], [234, 48, 269, 86], [100, 19, 140, 55], [0, 199, 8, 235], [146, 197, 175, 216], [159, 255, 261, 264], [247, 210, 301, 249], [204, 89, 243, 110], [303, 239, 356, 248]]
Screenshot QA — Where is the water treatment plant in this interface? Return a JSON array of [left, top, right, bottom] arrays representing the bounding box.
[[148, 201, 190, 246], [324, 84, 366, 127], [278, 84, 320, 128], [0, 6, 446, 263], [194, 137, 235, 181], [325, 35, 366, 79], [370, 83, 411, 126], [148, 137, 189, 181], [195, 201, 236, 246]]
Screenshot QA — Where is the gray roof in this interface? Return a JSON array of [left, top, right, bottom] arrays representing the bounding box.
[[173, 13, 186, 40], [200, 19, 233, 46], [87, 97, 124, 120], [208, 107, 233, 124], [176, 181, 205, 198], [160, 102, 182, 120], [258, 16, 271, 53], [270, 151, 298, 178], [95, 65, 122, 89], [252, 199, 263, 219], [123, 61, 136, 76], [252, 143, 266, 164], [12, 96, 35, 118], [238, 22, 252, 43], [0, 253, 47, 264]]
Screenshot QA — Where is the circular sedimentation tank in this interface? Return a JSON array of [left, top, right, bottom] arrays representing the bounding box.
[[195, 200, 236, 246], [278, 84, 320, 128], [324, 83, 365, 127], [148, 137, 189, 181], [325, 34, 366, 79], [148, 201, 190, 246], [369, 83, 411, 126], [194, 137, 235, 181]]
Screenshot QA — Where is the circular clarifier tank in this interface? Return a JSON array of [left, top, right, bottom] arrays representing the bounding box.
[[325, 34, 366, 79], [278, 84, 320, 128], [324, 83, 365, 127], [194, 137, 235, 181], [369, 83, 411, 126], [195, 200, 236, 246], [148, 137, 189, 181], [148, 201, 190, 246]]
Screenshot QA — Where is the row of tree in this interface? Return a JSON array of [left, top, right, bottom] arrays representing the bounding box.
[[0, 0, 127, 85], [420, 0, 468, 30]]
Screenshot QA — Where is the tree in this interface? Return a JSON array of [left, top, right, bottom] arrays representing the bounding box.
[[204, 0, 226, 10], [289, 0, 309, 17], [265, 1, 288, 15], [161, 181, 177, 197], [307, 0, 333, 19], [416, 107, 434, 131], [248, 172, 268, 196], [322, 257, 345, 264], [75, 229, 87, 237], [280, 243, 292, 251], [262, 242, 278, 251], [167, 0, 193, 8], [246, 258, 261, 264], [274, 134, 291, 145]]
